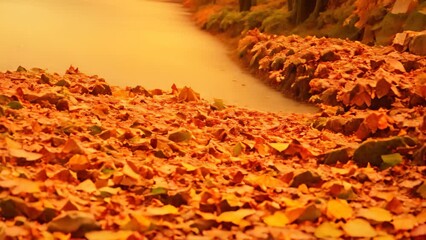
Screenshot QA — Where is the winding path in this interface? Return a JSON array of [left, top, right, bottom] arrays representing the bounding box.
[[0, 0, 316, 113]]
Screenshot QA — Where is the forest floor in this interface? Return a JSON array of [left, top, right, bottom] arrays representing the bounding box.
[[0, 1, 426, 239]]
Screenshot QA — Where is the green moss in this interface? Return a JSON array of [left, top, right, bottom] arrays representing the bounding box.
[[260, 10, 291, 34], [404, 3, 426, 31], [220, 11, 245, 31], [375, 13, 407, 45], [206, 8, 231, 30], [243, 9, 272, 31]]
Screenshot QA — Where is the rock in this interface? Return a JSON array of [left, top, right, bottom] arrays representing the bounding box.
[[320, 49, 341, 62], [353, 136, 416, 167], [323, 148, 350, 165], [90, 84, 112, 96], [56, 99, 69, 111], [409, 32, 426, 56]]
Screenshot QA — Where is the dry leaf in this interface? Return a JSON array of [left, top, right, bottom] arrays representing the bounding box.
[[343, 218, 377, 237], [358, 207, 392, 222], [392, 214, 417, 230], [217, 209, 256, 225], [314, 222, 344, 239], [144, 205, 179, 216], [9, 149, 42, 161], [263, 211, 289, 227], [326, 199, 353, 219]]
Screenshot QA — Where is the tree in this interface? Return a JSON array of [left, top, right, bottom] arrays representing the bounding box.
[[239, 0, 252, 12], [288, 0, 328, 24]]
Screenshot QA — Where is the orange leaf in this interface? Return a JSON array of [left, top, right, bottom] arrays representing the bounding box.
[[67, 154, 90, 171], [76, 179, 97, 194], [9, 148, 42, 161]]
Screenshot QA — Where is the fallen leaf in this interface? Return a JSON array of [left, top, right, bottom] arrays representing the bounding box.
[[411, 224, 426, 238], [392, 214, 417, 230], [381, 153, 403, 169], [9, 149, 42, 161], [47, 211, 100, 234], [67, 154, 90, 171], [343, 218, 377, 238], [181, 162, 198, 172], [358, 207, 392, 222], [263, 211, 289, 227], [86, 230, 135, 240], [314, 221, 344, 239], [269, 142, 290, 152], [217, 209, 256, 225], [326, 199, 353, 219], [144, 205, 179, 216], [416, 181, 426, 199], [245, 174, 285, 189], [76, 179, 97, 194], [62, 138, 84, 154]]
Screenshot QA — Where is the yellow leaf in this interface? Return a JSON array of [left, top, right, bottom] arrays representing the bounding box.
[[86, 230, 134, 240], [343, 218, 377, 238], [76, 179, 97, 193], [326, 199, 353, 219], [217, 209, 256, 225], [223, 193, 244, 207], [314, 222, 344, 239], [358, 207, 393, 222], [122, 164, 140, 180], [181, 162, 198, 172], [268, 143, 290, 152], [392, 214, 417, 230], [145, 205, 178, 216], [263, 211, 289, 227], [281, 197, 302, 208]]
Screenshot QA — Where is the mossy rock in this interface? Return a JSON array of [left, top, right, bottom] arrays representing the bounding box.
[[353, 136, 417, 168], [374, 13, 407, 45], [404, 2, 426, 31]]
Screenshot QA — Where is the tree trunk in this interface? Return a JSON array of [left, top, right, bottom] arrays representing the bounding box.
[[239, 0, 252, 12], [289, 0, 326, 24]]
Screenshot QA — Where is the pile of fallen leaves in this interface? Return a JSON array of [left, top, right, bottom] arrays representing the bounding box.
[[238, 29, 426, 108], [0, 66, 425, 239]]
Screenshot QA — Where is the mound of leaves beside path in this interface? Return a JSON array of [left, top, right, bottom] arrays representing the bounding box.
[[238, 29, 426, 110], [0, 67, 425, 239]]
